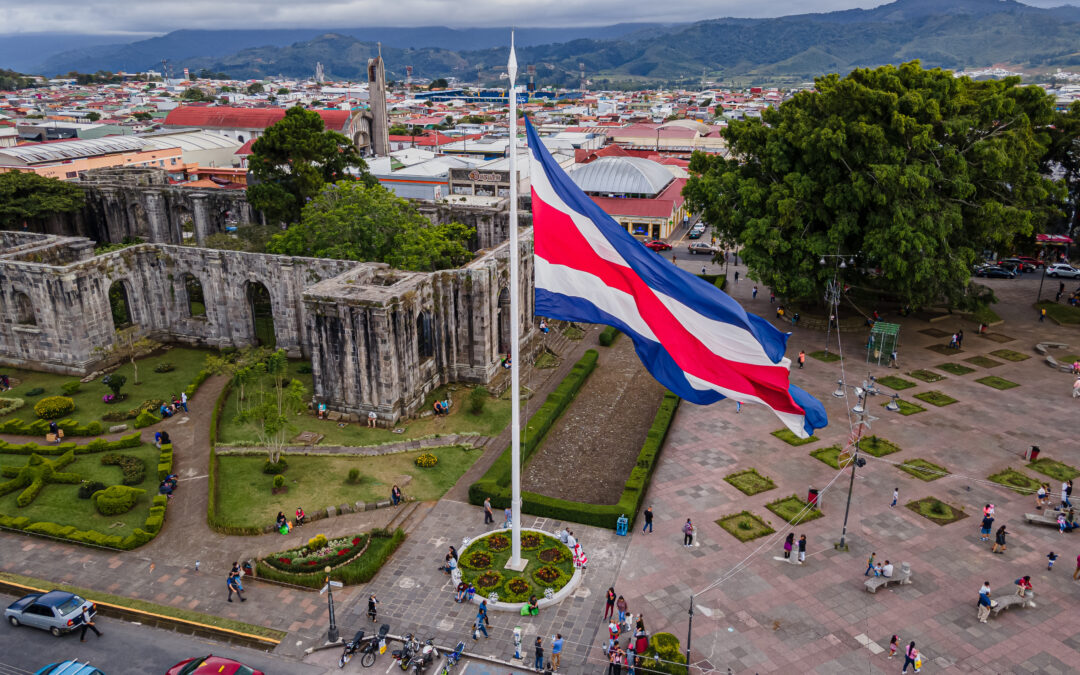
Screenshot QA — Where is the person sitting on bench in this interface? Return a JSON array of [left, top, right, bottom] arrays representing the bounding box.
[[880, 560, 893, 578]]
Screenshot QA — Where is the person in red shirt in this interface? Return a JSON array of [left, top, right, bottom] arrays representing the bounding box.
[[1014, 575, 1033, 597]]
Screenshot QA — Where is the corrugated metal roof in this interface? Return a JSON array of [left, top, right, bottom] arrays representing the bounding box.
[[143, 130, 241, 152], [0, 135, 148, 165], [567, 156, 673, 197], [163, 106, 351, 131]]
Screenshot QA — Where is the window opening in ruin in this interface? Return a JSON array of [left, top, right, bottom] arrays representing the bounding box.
[[417, 310, 434, 359], [184, 273, 206, 317], [497, 286, 510, 355], [109, 280, 133, 329], [246, 281, 276, 348], [13, 292, 35, 326]]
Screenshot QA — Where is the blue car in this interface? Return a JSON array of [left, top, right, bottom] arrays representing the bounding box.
[[35, 662, 106, 675], [5, 590, 96, 637]]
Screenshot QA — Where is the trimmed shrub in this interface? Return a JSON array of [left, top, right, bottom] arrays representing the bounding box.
[[347, 468, 360, 483], [185, 369, 211, 398], [0, 397, 25, 417], [134, 410, 161, 429], [101, 453, 146, 485], [24, 387, 45, 397], [273, 475, 285, 489], [92, 485, 146, 515], [469, 386, 489, 414], [598, 326, 620, 346], [263, 458, 288, 474], [415, 452, 438, 468], [144, 506, 165, 534], [153, 363, 175, 373], [101, 374, 126, 397], [34, 396, 75, 419], [307, 534, 328, 551], [61, 381, 82, 395], [297, 364, 314, 374], [640, 633, 689, 675], [78, 480, 108, 499], [157, 442, 174, 481]]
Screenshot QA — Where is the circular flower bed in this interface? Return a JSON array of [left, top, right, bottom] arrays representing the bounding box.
[[532, 565, 570, 588], [537, 547, 566, 564], [486, 533, 510, 551], [415, 452, 438, 467], [520, 533, 543, 550], [462, 551, 493, 570]]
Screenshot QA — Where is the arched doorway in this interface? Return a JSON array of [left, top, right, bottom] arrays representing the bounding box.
[[497, 287, 510, 356], [183, 273, 206, 317], [416, 311, 434, 360], [246, 281, 275, 348], [108, 280, 133, 330]]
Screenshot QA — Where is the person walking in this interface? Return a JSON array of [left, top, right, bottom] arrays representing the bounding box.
[[992, 525, 1008, 554], [864, 552, 876, 576], [1047, 551, 1058, 571], [798, 350, 806, 369], [783, 533, 794, 559], [734, 270, 739, 284], [888, 635, 898, 659], [682, 519, 694, 547], [616, 595, 628, 628], [607, 643, 623, 675], [769, 291, 775, 304], [226, 573, 245, 602], [752, 286, 758, 300], [604, 587, 617, 621], [180, 390, 188, 412], [891, 487, 899, 508], [78, 607, 101, 642], [367, 594, 379, 622], [504, 507, 512, 528], [1074, 552, 1080, 580], [473, 601, 490, 639], [701, 265, 707, 275], [484, 497, 494, 525], [977, 587, 992, 623], [901, 641, 920, 674], [956, 329, 964, 349], [1062, 480, 1073, 509], [1036, 483, 1047, 510], [534, 637, 544, 672], [641, 505, 653, 534], [551, 634, 563, 671], [797, 534, 807, 563], [979, 512, 994, 541], [1073, 376, 1080, 399], [889, 349, 899, 369], [1040, 307, 1046, 322]]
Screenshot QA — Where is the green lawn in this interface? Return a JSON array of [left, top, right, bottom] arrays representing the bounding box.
[[765, 495, 823, 525], [882, 399, 926, 415], [0, 444, 158, 538], [771, 429, 818, 446], [989, 468, 1041, 494], [860, 435, 901, 457], [809, 350, 841, 363], [906, 497, 967, 526], [1027, 457, 1079, 481], [810, 445, 844, 469], [975, 376, 1020, 391], [937, 363, 975, 376], [990, 349, 1030, 362], [716, 511, 775, 542], [964, 355, 1003, 369], [215, 446, 478, 529], [723, 468, 776, 496], [913, 390, 957, 407], [897, 458, 948, 481], [1036, 301, 1080, 325], [2, 348, 211, 425], [217, 362, 509, 446], [908, 369, 945, 383], [876, 376, 916, 391]]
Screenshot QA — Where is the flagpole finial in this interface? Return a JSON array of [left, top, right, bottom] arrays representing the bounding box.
[[508, 31, 518, 82]]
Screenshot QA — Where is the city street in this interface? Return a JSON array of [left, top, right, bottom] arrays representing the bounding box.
[[0, 594, 328, 675]]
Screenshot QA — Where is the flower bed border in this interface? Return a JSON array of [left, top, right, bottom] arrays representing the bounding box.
[[461, 528, 582, 613]]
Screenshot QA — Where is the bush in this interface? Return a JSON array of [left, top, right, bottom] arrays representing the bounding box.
[[144, 506, 165, 534], [0, 397, 25, 417], [101, 453, 146, 485], [598, 326, 620, 346], [641, 633, 688, 675], [77, 480, 107, 499], [469, 386, 489, 414], [297, 364, 313, 374], [263, 458, 288, 474], [415, 452, 438, 468], [60, 381, 82, 395], [134, 410, 161, 428], [273, 474, 285, 489], [25, 388, 44, 397], [101, 374, 126, 397], [92, 485, 146, 515], [101, 411, 133, 422], [307, 534, 328, 551], [34, 396, 75, 419], [347, 468, 360, 483], [157, 443, 174, 481], [153, 363, 175, 373]]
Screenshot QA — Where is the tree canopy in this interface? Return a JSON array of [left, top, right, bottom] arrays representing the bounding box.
[[246, 106, 374, 226], [0, 172, 85, 229], [265, 180, 475, 271], [180, 87, 212, 101], [684, 61, 1063, 309]]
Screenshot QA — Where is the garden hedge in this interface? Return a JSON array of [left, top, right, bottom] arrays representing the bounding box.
[[0, 433, 141, 456], [206, 381, 258, 534], [469, 356, 680, 530], [598, 326, 620, 347], [255, 528, 406, 588], [0, 416, 104, 437], [101, 453, 146, 485]]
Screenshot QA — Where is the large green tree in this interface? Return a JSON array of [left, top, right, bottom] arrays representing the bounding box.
[[265, 180, 474, 271], [1044, 100, 1080, 241], [0, 172, 85, 228], [246, 106, 374, 226], [684, 61, 1063, 308]]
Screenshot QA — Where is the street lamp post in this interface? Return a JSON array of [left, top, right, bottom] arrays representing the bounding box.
[[324, 566, 338, 643], [835, 385, 871, 552], [1036, 263, 1047, 304], [820, 255, 853, 355]]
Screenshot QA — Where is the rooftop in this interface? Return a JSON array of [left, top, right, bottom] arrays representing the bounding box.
[[567, 156, 674, 197]]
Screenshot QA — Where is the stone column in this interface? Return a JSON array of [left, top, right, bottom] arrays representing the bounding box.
[[142, 191, 171, 244], [189, 194, 212, 246]]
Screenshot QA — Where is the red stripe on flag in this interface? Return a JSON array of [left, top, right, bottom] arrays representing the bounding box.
[[532, 189, 803, 416]]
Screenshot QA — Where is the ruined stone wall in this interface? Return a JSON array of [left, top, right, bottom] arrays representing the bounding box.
[[416, 200, 532, 251]]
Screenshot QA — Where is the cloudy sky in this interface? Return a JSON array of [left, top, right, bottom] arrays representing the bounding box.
[[1, 0, 1077, 34]]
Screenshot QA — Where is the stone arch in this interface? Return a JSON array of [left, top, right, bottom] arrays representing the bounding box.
[[416, 310, 434, 360], [108, 279, 133, 330], [497, 286, 510, 355], [246, 280, 276, 348], [183, 273, 206, 317], [12, 291, 35, 326]]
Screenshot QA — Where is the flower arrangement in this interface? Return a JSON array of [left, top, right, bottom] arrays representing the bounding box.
[[486, 534, 510, 551], [462, 551, 493, 570], [415, 452, 438, 468], [520, 533, 543, 551], [262, 534, 368, 573]]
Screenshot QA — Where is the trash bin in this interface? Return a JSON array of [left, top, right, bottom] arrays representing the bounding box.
[[615, 514, 629, 536], [1026, 445, 1041, 461], [807, 488, 820, 509]]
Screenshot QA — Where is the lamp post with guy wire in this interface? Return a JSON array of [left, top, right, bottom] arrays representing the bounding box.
[[834, 383, 876, 551], [820, 254, 854, 355]]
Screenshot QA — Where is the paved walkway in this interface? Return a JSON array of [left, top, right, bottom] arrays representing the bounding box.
[[216, 433, 489, 456]]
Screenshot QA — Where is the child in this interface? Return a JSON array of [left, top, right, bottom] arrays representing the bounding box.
[[1047, 551, 1058, 571], [367, 594, 379, 622], [888, 635, 898, 659]]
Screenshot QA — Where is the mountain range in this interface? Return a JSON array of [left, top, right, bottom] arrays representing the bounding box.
[[10, 0, 1080, 86]]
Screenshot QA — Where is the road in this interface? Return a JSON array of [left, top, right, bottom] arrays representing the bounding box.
[[0, 594, 328, 675]]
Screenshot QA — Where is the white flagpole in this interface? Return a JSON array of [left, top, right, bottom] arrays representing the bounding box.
[[507, 31, 524, 571]]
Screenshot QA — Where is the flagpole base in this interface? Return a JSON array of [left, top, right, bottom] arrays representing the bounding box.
[[504, 557, 528, 572]]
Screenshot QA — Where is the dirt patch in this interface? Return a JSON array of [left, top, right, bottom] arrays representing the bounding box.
[[522, 338, 665, 505]]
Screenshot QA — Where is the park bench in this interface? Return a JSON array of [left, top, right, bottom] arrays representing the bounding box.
[[863, 562, 912, 593], [990, 590, 1036, 617], [1024, 510, 1065, 528]]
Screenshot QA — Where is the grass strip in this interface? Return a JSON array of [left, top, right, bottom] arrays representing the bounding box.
[[716, 511, 775, 542], [765, 495, 823, 525], [913, 390, 957, 407], [908, 369, 945, 383], [860, 435, 901, 457], [964, 355, 1003, 369], [897, 458, 948, 481], [905, 497, 967, 526], [989, 468, 1041, 495], [937, 363, 975, 375], [1027, 458, 1080, 481], [990, 349, 1030, 362], [1035, 301, 1080, 325], [809, 350, 841, 363], [975, 376, 1020, 391], [771, 429, 818, 446], [810, 445, 843, 469], [0, 571, 285, 641], [723, 468, 776, 496], [881, 399, 926, 415], [876, 376, 916, 391]]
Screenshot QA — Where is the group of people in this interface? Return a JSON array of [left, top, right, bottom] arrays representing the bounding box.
[[976, 576, 1034, 624], [602, 592, 648, 675], [433, 398, 452, 415], [158, 392, 188, 418], [781, 532, 809, 563], [1035, 480, 1073, 510], [439, 545, 458, 575], [888, 637, 922, 673], [947, 330, 965, 350], [226, 561, 246, 602], [0, 374, 10, 391], [863, 553, 895, 578], [454, 580, 476, 603], [158, 473, 178, 497], [275, 510, 302, 534]]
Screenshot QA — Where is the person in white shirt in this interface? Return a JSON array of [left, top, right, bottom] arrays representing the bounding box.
[[881, 561, 894, 578]]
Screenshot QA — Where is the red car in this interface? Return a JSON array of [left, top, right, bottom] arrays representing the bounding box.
[[1013, 255, 1044, 269], [643, 240, 672, 251], [166, 656, 264, 675]]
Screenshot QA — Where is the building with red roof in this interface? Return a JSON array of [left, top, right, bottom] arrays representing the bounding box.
[[163, 105, 362, 148]]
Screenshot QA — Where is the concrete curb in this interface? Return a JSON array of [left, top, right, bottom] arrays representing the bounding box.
[[0, 577, 282, 650]]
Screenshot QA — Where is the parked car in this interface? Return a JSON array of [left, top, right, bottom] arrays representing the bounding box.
[[5, 591, 95, 637], [1046, 263, 1080, 278], [166, 656, 264, 675], [688, 242, 718, 255], [1014, 255, 1044, 268], [643, 239, 672, 251], [35, 662, 105, 675], [687, 229, 703, 239], [996, 258, 1035, 272], [974, 265, 1016, 279]]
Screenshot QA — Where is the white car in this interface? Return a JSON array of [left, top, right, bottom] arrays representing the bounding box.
[[1046, 263, 1080, 278]]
